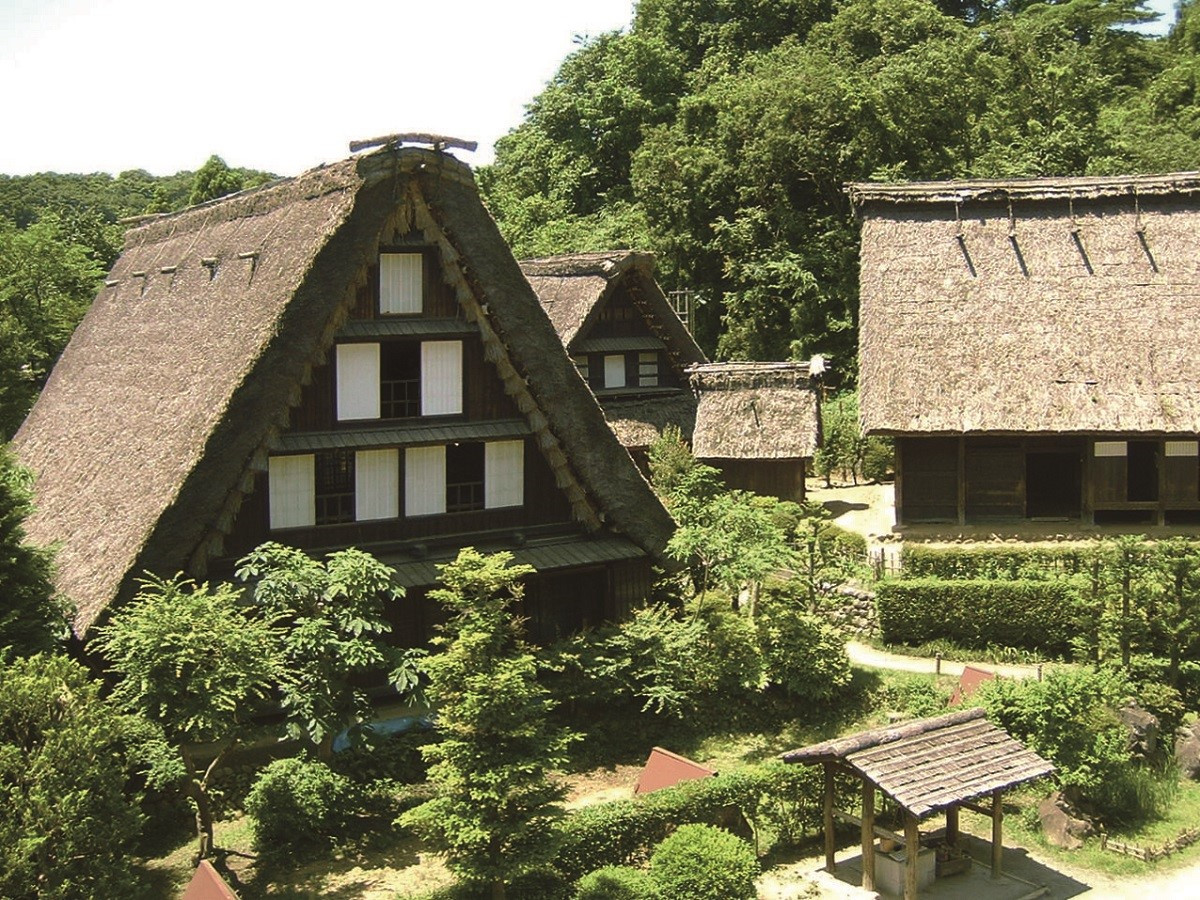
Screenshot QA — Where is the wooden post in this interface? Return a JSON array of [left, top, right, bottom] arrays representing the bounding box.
[[946, 805, 959, 848], [862, 781, 876, 892], [905, 812, 921, 900], [957, 436, 966, 526], [991, 790, 1004, 879], [824, 763, 836, 873]]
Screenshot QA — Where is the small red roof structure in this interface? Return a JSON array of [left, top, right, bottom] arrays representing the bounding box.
[[182, 861, 239, 900], [635, 747, 716, 794], [950, 665, 998, 706]]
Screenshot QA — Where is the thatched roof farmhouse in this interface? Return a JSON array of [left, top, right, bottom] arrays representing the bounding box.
[[854, 173, 1200, 526], [14, 145, 674, 639], [521, 252, 706, 466], [689, 362, 822, 502]]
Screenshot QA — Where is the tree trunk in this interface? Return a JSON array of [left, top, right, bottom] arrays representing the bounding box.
[[317, 732, 335, 763], [490, 880, 506, 900]]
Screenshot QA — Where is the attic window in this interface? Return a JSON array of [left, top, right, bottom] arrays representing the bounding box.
[[638, 352, 659, 387], [603, 354, 627, 389], [380, 253, 423, 314]]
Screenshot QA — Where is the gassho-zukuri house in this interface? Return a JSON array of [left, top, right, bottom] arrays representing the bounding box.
[[855, 173, 1200, 527], [520, 251, 708, 470], [12, 140, 675, 643]]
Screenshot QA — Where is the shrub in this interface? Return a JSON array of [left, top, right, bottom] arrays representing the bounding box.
[[648, 824, 758, 900], [900, 544, 1091, 581], [977, 668, 1134, 816], [877, 673, 952, 718], [575, 866, 661, 900], [330, 726, 438, 785], [876, 578, 1077, 655], [756, 602, 851, 701], [556, 761, 828, 880], [1090, 764, 1180, 826], [244, 757, 359, 854]]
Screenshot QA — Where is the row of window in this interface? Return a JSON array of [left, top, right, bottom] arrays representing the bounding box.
[[337, 340, 461, 421], [268, 440, 524, 529], [573, 351, 660, 391]]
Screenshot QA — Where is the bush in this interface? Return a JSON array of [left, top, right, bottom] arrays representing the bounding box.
[[756, 602, 851, 701], [556, 761, 828, 880], [244, 757, 360, 855], [900, 544, 1091, 581], [648, 824, 758, 900], [330, 726, 438, 785], [0, 654, 143, 900], [575, 866, 661, 899], [876, 673, 952, 718], [877, 578, 1077, 655], [977, 668, 1134, 816]]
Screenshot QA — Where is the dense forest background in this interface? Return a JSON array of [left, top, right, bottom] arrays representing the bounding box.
[[3, 0, 1200, 438]]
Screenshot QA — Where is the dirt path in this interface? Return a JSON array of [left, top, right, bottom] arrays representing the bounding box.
[[845, 641, 1050, 681]]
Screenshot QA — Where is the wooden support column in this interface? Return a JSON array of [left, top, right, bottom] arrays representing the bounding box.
[[823, 763, 836, 873], [957, 436, 966, 526], [861, 781, 876, 892], [945, 805, 959, 848], [904, 812, 921, 900], [991, 789, 1004, 879]]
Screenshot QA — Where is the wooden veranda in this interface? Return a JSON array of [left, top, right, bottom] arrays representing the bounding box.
[[782, 708, 1054, 900]]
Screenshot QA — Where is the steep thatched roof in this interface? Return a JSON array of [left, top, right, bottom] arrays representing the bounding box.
[[601, 393, 698, 448], [519, 251, 706, 365], [854, 173, 1200, 435], [689, 363, 821, 460], [14, 147, 674, 636], [783, 707, 1055, 819]]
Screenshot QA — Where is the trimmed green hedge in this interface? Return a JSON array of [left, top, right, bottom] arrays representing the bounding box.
[[556, 761, 829, 881], [877, 578, 1077, 654], [900, 544, 1094, 581]]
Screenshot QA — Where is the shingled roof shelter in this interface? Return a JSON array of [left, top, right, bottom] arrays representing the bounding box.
[[688, 361, 823, 502], [521, 252, 707, 468], [783, 708, 1054, 900], [855, 174, 1200, 527], [14, 143, 675, 642]]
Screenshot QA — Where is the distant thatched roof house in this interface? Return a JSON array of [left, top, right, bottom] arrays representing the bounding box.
[[521, 252, 706, 465], [688, 362, 823, 503], [854, 173, 1200, 526], [14, 145, 674, 638]]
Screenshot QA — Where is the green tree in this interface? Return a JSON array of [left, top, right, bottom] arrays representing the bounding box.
[[0, 213, 103, 436], [235, 543, 421, 761], [188, 154, 245, 206], [0, 653, 143, 899], [94, 574, 282, 859], [1149, 537, 1200, 684], [400, 549, 575, 899], [0, 445, 66, 655]]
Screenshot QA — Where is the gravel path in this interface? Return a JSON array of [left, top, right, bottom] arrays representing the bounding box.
[[845, 641, 1049, 681]]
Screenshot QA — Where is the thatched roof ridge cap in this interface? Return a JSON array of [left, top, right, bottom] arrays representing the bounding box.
[[688, 361, 816, 391], [519, 250, 656, 278], [781, 707, 988, 762], [849, 171, 1200, 208]]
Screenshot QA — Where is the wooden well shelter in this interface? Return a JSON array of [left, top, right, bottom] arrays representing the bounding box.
[[782, 708, 1054, 900], [688, 361, 823, 503], [854, 174, 1200, 527]]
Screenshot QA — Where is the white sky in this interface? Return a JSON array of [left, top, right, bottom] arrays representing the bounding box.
[[0, 0, 1179, 179], [0, 0, 636, 177]]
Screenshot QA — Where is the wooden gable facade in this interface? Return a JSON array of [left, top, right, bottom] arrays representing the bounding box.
[[854, 174, 1200, 527], [14, 146, 674, 642], [521, 252, 706, 467]]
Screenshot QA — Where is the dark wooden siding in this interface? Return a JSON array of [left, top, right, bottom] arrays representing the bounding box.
[[1164, 454, 1200, 503], [706, 458, 806, 503], [899, 437, 959, 522], [964, 440, 1024, 521], [464, 339, 521, 419]]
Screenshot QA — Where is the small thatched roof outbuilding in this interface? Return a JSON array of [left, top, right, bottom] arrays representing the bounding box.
[[854, 173, 1200, 436], [14, 147, 675, 635], [688, 362, 822, 461]]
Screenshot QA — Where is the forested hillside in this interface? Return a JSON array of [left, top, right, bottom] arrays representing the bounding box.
[[480, 0, 1200, 367], [0, 157, 273, 438]]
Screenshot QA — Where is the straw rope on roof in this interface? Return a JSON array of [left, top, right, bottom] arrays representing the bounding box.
[[14, 147, 675, 636], [519, 251, 706, 366], [856, 173, 1200, 435], [782, 708, 1055, 819], [688, 362, 821, 460]]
